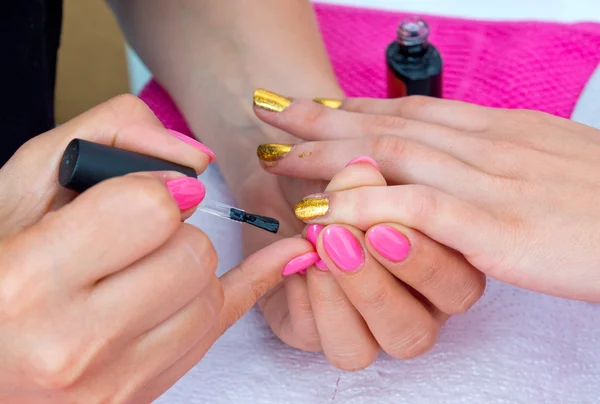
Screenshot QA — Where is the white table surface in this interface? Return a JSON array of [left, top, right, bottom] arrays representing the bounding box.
[[126, 0, 600, 94]]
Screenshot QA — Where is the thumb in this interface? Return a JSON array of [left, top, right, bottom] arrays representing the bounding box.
[[216, 237, 314, 334]]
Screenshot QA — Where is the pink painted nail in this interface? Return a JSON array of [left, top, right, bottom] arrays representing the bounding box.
[[345, 156, 379, 171], [367, 225, 411, 262], [166, 177, 206, 211], [282, 252, 320, 276], [306, 224, 328, 270], [168, 129, 216, 163], [322, 226, 364, 272]]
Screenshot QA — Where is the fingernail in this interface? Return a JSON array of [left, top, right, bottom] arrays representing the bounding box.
[[168, 129, 216, 164], [295, 195, 329, 221], [282, 252, 320, 276], [322, 226, 364, 272], [315, 260, 328, 271], [367, 226, 411, 262], [313, 98, 343, 109], [166, 177, 206, 211], [257, 143, 295, 162], [346, 156, 380, 171], [306, 224, 325, 246], [306, 224, 328, 270], [253, 89, 292, 112]]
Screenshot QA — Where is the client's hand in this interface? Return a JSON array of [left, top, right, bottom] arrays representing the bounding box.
[[0, 95, 313, 403], [259, 156, 485, 370], [254, 95, 600, 302]]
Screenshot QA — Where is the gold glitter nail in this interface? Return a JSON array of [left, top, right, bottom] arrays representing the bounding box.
[[295, 196, 329, 221], [257, 143, 294, 162], [313, 98, 343, 109], [254, 89, 292, 112]]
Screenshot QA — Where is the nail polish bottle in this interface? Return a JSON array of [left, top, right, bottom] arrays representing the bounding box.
[[386, 17, 443, 98]]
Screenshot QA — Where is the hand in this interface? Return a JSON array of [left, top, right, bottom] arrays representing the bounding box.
[[254, 95, 600, 302], [0, 95, 314, 403], [259, 156, 485, 370]]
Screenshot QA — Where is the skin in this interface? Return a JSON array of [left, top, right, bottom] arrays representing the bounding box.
[[107, 2, 482, 368], [260, 161, 485, 370], [108, 0, 343, 253], [255, 95, 600, 302], [0, 95, 313, 403]]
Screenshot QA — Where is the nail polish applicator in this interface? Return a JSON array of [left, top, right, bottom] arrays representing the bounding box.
[[58, 139, 280, 234]]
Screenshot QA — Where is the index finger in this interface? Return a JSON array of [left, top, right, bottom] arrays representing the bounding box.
[[8, 95, 212, 197], [216, 237, 315, 334]]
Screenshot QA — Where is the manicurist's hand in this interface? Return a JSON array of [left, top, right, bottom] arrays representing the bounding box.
[[255, 95, 600, 302], [0, 95, 313, 403]]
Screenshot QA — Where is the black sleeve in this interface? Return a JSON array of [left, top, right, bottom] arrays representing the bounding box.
[[0, 0, 63, 166]]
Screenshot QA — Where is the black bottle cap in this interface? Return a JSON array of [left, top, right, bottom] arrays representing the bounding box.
[[59, 139, 197, 193]]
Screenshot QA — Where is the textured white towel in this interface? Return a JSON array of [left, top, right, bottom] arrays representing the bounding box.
[[155, 158, 600, 404]]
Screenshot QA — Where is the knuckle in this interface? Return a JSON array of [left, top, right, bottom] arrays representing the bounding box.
[[367, 114, 408, 134], [451, 274, 486, 314], [120, 177, 180, 225], [300, 102, 329, 128], [402, 95, 433, 112], [105, 94, 150, 117], [413, 254, 446, 290], [327, 346, 378, 371], [0, 253, 45, 320], [371, 135, 409, 165], [27, 343, 83, 391], [385, 318, 439, 360], [404, 185, 438, 224], [179, 225, 218, 271], [357, 288, 392, 314]]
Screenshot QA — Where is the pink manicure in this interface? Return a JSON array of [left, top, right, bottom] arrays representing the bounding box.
[[282, 252, 320, 276], [367, 225, 411, 262], [306, 224, 328, 270], [345, 156, 380, 171], [166, 177, 206, 211], [322, 226, 364, 272], [168, 129, 216, 163]]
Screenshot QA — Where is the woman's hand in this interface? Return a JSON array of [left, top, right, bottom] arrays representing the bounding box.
[[254, 95, 600, 302], [259, 156, 485, 370], [0, 95, 314, 403]]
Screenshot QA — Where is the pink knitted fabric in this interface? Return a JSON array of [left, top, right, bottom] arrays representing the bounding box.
[[139, 3, 600, 137]]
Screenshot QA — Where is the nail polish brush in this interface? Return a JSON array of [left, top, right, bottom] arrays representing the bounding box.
[[58, 139, 280, 234]]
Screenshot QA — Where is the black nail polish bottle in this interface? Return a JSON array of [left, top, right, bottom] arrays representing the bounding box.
[[386, 17, 443, 98]]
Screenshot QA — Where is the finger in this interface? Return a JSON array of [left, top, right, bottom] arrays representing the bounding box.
[[316, 224, 440, 359], [365, 223, 486, 315], [294, 185, 499, 261], [0, 95, 212, 229], [126, 237, 317, 401], [259, 277, 322, 352], [255, 97, 453, 142], [306, 268, 379, 371], [73, 276, 224, 404], [255, 99, 507, 179], [2, 174, 186, 290], [89, 224, 217, 345], [340, 96, 491, 132], [35, 94, 212, 174], [217, 237, 315, 333], [263, 137, 484, 198], [325, 156, 386, 192]]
